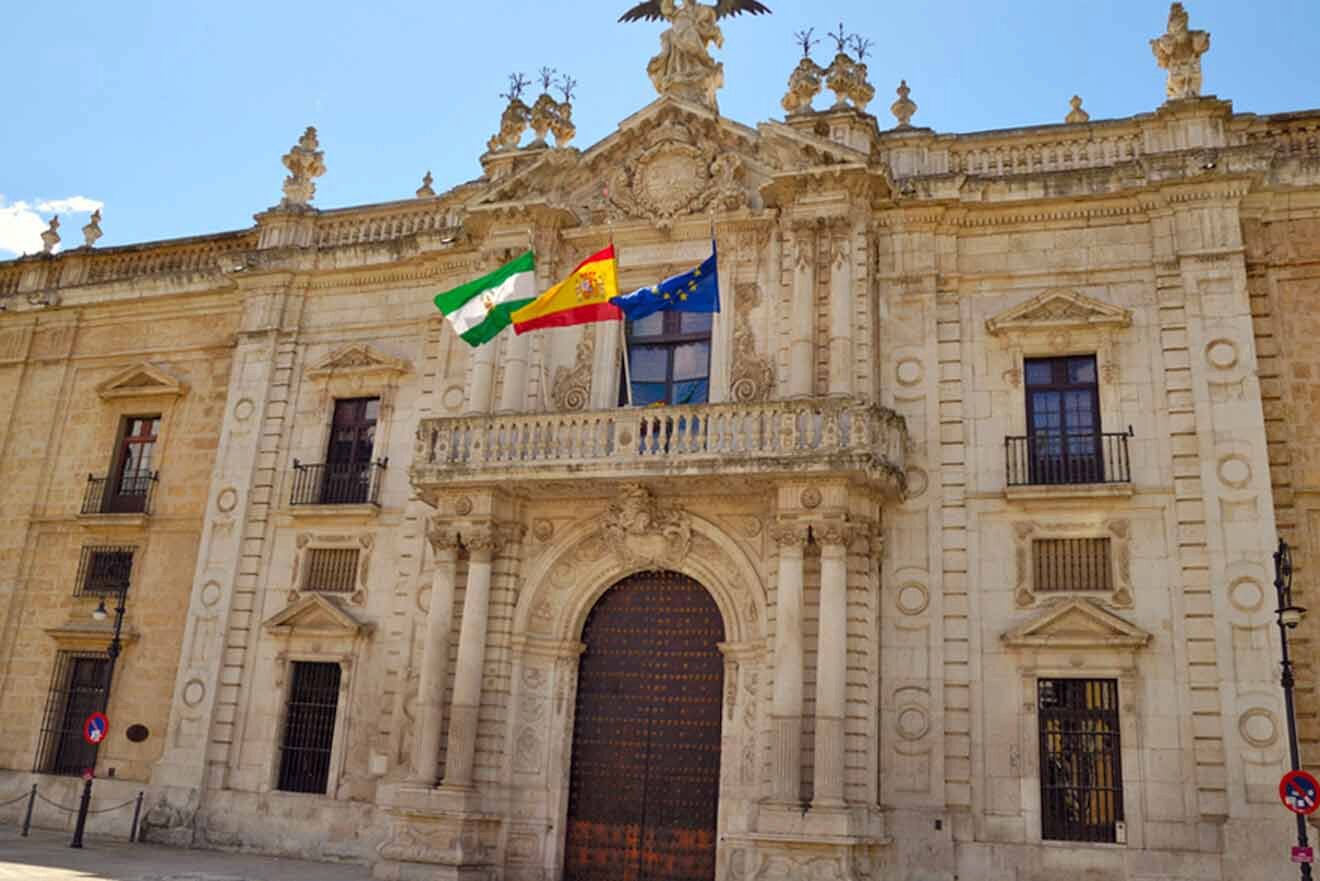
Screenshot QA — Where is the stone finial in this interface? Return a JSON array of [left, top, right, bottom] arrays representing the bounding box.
[[1065, 95, 1090, 124], [81, 209, 103, 247], [40, 216, 60, 254], [416, 171, 436, 198], [820, 26, 875, 113], [1151, 2, 1210, 100], [487, 73, 531, 153], [890, 80, 917, 128], [280, 126, 326, 208], [782, 55, 825, 115], [551, 74, 577, 148]]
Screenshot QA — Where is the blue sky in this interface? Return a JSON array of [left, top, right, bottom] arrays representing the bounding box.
[[2, 0, 1316, 256]]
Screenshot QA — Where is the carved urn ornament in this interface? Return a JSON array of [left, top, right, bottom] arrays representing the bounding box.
[[280, 126, 326, 208], [487, 73, 531, 153], [890, 79, 917, 128], [81, 209, 103, 248], [40, 216, 61, 254], [781, 28, 823, 115]]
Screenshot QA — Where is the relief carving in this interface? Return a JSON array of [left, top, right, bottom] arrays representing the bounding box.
[[602, 483, 693, 568], [552, 329, 594, 411], [730, 282, 775, 403], [605, 131, 747, 230]]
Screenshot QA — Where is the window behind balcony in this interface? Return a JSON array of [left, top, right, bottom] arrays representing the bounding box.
[[1024, 356, 1101, 484], [322, 398, 379, 504], [621, 312, 712, 406], [107, 416, 159, 513]]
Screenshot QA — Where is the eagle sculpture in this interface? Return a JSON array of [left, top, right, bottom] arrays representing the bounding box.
[[619, 0, 771, 23]]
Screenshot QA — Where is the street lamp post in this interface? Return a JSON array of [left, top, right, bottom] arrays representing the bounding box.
[[1275, 537, 1313, 881], [70, 581, 127, 849]]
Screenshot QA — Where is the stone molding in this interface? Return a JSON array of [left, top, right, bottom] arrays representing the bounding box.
[[95, 361, 189, 400], [986, 288, 1133, 336], [306, 344, 412, 381], [262, 593, 374, 640], [1001, 597, 1151, 652]]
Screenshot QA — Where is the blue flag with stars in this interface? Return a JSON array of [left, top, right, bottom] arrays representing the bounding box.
[[609, 243, 719, 321]]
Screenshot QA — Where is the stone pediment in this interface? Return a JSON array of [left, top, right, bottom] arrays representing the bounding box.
[[986, 288, 1132, 336], [95, 362, 188, 400], [262, 594, 373, 640], [306, 344, 411, 380], [1001, 598, 1151, 650]]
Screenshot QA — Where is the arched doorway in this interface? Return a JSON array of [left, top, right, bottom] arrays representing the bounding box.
[[564, 570, 726, 881]]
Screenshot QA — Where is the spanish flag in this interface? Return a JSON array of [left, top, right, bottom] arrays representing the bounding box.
[[511, 245, 621, 334]]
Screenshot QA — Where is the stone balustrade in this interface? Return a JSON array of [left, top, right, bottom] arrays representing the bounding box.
[[83, 234, 254, 284], [314, 204, 461, 248], [950, 131, 1144, 176], [411, 396, 908, 494]]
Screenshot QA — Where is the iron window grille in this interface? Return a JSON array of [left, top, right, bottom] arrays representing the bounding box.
[[1032, 538, 1112, 593], [277, 661, 342, 794], [34, 652, 109, 776], [74, 546, 135, 597], [302, 548, 359, 594], [1038, 678, 1124, 843]]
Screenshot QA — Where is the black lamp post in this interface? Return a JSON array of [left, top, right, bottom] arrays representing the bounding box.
[[1275, 537, 1313, 881], [70, 581, 127, 849]]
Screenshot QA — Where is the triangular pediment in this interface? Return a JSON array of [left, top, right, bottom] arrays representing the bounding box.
[[306, 344, 410, 380], [95, 362, 188, 400], [1002, 598, 1151, 650], [986, 288, 1132, 336], [262, 594, 373, 639]]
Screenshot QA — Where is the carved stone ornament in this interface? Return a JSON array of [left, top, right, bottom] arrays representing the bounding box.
[[488, 97, 531, 153], [890, 79, 917, 129], [552, 329, 594, 411], [1151, 2, 1210, 100], [1065, 95, 1090, 125], [81, 209, 103, 248], [416, 171, 436, 198], [824, 52, 874, 112], [782, 56, 825, 115], [606, 137, 747, 230], [985, 288, 1132, 336], [40, 216, 60, 254], [307, 344, 412, 380], [729, 283, 775, 402], [601, 483, 693, 569], [280, 126, 326, 208]]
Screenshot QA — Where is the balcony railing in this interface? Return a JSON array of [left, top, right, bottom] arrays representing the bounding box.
[[412, 397, 907, 493], [1005, 430, 1132, 487], [291, 460, 387, 506], [81, 471, 157, 515]]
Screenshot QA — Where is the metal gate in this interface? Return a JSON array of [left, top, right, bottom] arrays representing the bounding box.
[[564, 571, 725, 881]]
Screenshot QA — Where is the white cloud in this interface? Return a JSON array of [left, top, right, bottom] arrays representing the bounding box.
[[0, 194, 104, 257]]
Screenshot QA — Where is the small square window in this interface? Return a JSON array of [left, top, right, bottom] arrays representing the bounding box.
[[302, 548, 359, 594], [1032, 538, 1112, 593], [74, 546, 135, 598]]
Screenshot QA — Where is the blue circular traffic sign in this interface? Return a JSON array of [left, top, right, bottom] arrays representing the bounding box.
[[1280, 769, 1320, 815], [83, 712, 108, 746]]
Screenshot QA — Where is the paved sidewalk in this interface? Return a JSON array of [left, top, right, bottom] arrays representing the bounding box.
[[0, 827, 374, 880]]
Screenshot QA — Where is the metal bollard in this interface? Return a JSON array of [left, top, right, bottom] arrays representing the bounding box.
[[69, 776, 93, 849], [129, 791, 143, 843], [20, 784, 36, 837]]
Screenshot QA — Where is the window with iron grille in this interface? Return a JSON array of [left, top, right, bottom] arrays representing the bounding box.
[[302, 548, 359, 594], [1039, 678, 1124, 843], [277, 661, 341, 794], [1032, 538, 1112, 593], [34, 652, 109, 775], [74, 546, 135, 597]]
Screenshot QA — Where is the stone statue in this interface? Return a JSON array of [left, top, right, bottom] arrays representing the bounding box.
[[40, 216, 60, 254], [280, 126, 326, 208], [619, 0, 771, 110], [1151, 2, 1210, 100], [81, 209, 103, 247]]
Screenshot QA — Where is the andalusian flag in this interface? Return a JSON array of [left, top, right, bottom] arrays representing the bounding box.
[[511, 245, 621, 334], [434, 251, 536, 346]]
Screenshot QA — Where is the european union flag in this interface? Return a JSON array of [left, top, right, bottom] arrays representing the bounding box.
[[609, 244, 719, 322]]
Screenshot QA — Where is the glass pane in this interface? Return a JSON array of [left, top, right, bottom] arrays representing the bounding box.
[[673, 379, 709, 405], [680, 312, 713, 334], [673, 342, 710, 381], [1025, 361, 1054, 386], [1030, 392, 1062, 433], [1069, 358, 1097, 384], [630, 312, 664, 339], [631, 382, 667, 406], [364, 399, 380, 422], [629, 346, 669, 382]]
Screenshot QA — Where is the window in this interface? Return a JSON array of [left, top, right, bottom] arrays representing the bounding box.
[[1025, 356, 1101, 484], [321, 398, 379, 504], [1033, 538, 1112, 593], [277, 661, 342, 794], [621, 312, 712, 406], [302, 548, 359, 594], [75, 546, 135, 597], [1038, 678, 1123, 843], [35, 653, 109, 775]]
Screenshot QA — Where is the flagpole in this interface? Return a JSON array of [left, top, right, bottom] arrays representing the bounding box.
[[606, 193, 633, 408]]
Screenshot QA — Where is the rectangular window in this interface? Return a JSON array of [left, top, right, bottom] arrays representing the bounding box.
[[1032, 538, 1112, 593], [277, 661, 342, 794], [302, 548, 359, 594], [1024, 356, 1101, 484], [1039, 678, 1123, 843], [621, 311, 712, 406], [74, 546, 135, 597], [35, 653, 109, 775], [107, 415, 160, 513], [320, 398, 379, 504]]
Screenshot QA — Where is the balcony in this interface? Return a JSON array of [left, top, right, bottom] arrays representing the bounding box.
[[1004, 430, 1133, 499], [411, 397, 908, 498], [290, 460, 387, 507], [80, 471, 157, 517]]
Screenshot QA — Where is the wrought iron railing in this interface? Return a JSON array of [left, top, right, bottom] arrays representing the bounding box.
[[81, 472, 157, 515], [1038, 678, 1123, 843], [1033, 538, 1112, 593], [34, 652, 109, 776], [1005, 429, 1132, 487], [290, 460, 386, 506], [74, 546, 135, 598]]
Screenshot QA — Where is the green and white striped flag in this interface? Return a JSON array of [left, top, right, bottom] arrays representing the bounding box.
[[433, 250, 536, 346]]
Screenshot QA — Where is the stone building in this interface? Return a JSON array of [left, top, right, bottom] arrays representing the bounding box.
[[1, 4, 1319, 880]]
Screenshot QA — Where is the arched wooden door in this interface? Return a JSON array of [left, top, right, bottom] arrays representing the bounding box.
[[564, 571, 725, 881]]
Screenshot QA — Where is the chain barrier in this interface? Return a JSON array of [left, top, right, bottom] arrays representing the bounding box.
[[0, 791, 30, 808], [14, 786, 145, 844]]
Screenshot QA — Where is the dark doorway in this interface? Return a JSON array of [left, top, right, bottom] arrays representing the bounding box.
[[564, 571, 725, 881]]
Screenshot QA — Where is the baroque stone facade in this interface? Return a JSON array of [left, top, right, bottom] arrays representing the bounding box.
[[1, 5, 1319, 880]]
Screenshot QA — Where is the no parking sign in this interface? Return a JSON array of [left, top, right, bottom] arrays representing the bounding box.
[[1280, 769, 1320, 815], [82, 712, 108, 746]]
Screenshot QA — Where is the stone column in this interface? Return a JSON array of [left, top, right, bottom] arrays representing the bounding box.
[[410, 522, 459, 784], [441, 524, 501, 789], [826, 221, 854, 398], [768, 521, 808, 803], [787, 223, 816, 398], [497, 332, 530, 412], [812, 522, 852, 808], [467, 345, 497, 415]]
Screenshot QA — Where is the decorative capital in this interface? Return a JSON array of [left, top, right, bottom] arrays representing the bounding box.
[[462, 525, 502, 556], [280, 126, 326, 208], [769, 521, 810, 550], [1150, 2, 1210, 100], [426, 519, 461, 554]]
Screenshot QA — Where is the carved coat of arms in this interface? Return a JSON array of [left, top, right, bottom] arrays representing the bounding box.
[[601, 483, 693, 568]]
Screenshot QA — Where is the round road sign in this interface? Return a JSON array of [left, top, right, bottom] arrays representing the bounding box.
[[83, 712, 108, 746], [1280, 769, 1320, 815]]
